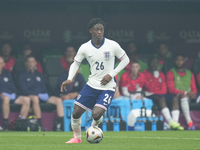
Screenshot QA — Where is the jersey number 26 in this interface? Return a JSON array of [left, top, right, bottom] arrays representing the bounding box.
[[95, 62, 104, 70]]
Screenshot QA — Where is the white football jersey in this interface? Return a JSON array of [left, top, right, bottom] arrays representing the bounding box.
[[74, 38, 126, 91]]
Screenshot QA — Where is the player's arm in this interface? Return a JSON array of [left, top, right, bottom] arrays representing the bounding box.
[[101, 45, 129, 85], [61, 46, 85, 92], [120, 74, 130, 97]]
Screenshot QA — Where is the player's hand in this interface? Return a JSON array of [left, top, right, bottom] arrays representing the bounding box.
[[101, 74, 112, 86], [187, 92, 197, 100], [178, 93, 187, 99], [0, 93, 4, 98], [60, 80, 72, 92]]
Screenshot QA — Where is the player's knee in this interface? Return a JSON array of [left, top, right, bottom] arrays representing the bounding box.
[[2, 96, 10, 104], [92, 112, 102, 121], [56, 98, 63, 106], [72, 107, 83, 119], [24, 97, 31, 106], [158, 98, 166, 109], [72, 111, 82, 119], [31, 98, 39, 105]]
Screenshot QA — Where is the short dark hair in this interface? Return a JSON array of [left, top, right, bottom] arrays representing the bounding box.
[[25, 55, 36, 62], [157, 41, 167, 47], [148, 56, 158, 64], [173, 53, 185, 60], [130, 59, 140, 65], [87, 18, 106, 30], [1, 41, 12, 48], [22, 44, 32, 52]]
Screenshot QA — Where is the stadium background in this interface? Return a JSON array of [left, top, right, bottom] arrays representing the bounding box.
[[0, 0, 200, 59], [0, 0, 200, 131]]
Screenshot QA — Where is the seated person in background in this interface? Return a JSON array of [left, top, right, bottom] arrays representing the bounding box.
[[57, 70, 85, 100], [154, 42, 174, 74], [120, 60, 145, 99], [166, 54, 197, 130], [0, 42, 15, 72], [0, 56, 30, 130], [196, 73, 200, 103], [123, 41, 148, 73], [18, 55, 64, 129], [116, 41, 147, 83], [143, 57, 183, 130], [21, 44, 43, 73], [196, 72, 200, 90], [61, 46, 76, 70]]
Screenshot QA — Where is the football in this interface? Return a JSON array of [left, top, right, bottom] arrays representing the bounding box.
[[85, 126, 103, 144]]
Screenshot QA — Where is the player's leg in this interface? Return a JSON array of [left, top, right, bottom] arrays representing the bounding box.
[[66, 84, 96, 143], [14, 96, 30, 118], [92, 106, 105, 126], [46, 96, 64, 117], [171, 95, 180, 123], [93, 90, 115, 127], [179, 95, 194, 129], [151, 94, 182, 130], [65, 104, 85, 143], [1, 95, 10, 130], [157, 96, 174, 124], [29, 95, 42, 127]]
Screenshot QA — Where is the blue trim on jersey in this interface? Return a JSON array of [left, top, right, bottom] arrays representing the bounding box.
[[91, 37, 105, 49], [114, 76, 117, 84]]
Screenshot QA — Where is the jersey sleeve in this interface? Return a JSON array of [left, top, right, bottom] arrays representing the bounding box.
[[191, 74, 197, 94], [114, 42, 126, 60], [74, 45, 85, 63], [197, 73, 200, 87], [120, 73, 128, 87]]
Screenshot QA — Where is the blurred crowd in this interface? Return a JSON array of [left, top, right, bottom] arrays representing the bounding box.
[[0, 40, 200, 130]]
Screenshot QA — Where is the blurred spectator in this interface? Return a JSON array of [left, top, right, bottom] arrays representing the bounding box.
[[57, 70, 85, 100], [166, 54, 197, 130], [120, 60, 145, 99], [155, 42, 173, 73], [0, 42, 15, 72], [143, 57, 183, 130], [124, 42, 148, 73], [61, 46, 76, 70], [21, 44, 43, 73], [0, 56, 30, 130], [18, 55, 64, 129], [196, 73, 200, 90]]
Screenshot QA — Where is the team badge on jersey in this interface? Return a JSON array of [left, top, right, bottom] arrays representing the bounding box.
[[158, 78, 162, 83], [77, 94, 81, 100], [104, 51, 110, 59]]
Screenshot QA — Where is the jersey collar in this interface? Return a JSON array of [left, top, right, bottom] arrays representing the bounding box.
[[91, 37, 105, 49]]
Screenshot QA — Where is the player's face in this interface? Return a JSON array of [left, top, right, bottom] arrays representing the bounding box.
[[2, 44, 12, 56], [25, 57, 37, 70], [158, 44, 168, 57], [65, 47, 76, 58], [130, 63, 140, 74], [149, 58, 158, 71], [175, 56, 185, 69], [89, 24, 104, 40], [0, 57, 5, 71], [23, 49, 32, 57], [128, 43, 137, 54]]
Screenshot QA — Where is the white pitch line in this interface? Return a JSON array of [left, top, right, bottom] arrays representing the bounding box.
[[0, 134, 200, 140]]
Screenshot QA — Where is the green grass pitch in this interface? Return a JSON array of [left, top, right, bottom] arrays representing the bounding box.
[[0, 131, 200, 150]]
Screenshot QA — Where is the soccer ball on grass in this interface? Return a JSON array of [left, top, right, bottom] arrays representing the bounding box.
[[85, 126, 103, 144]]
